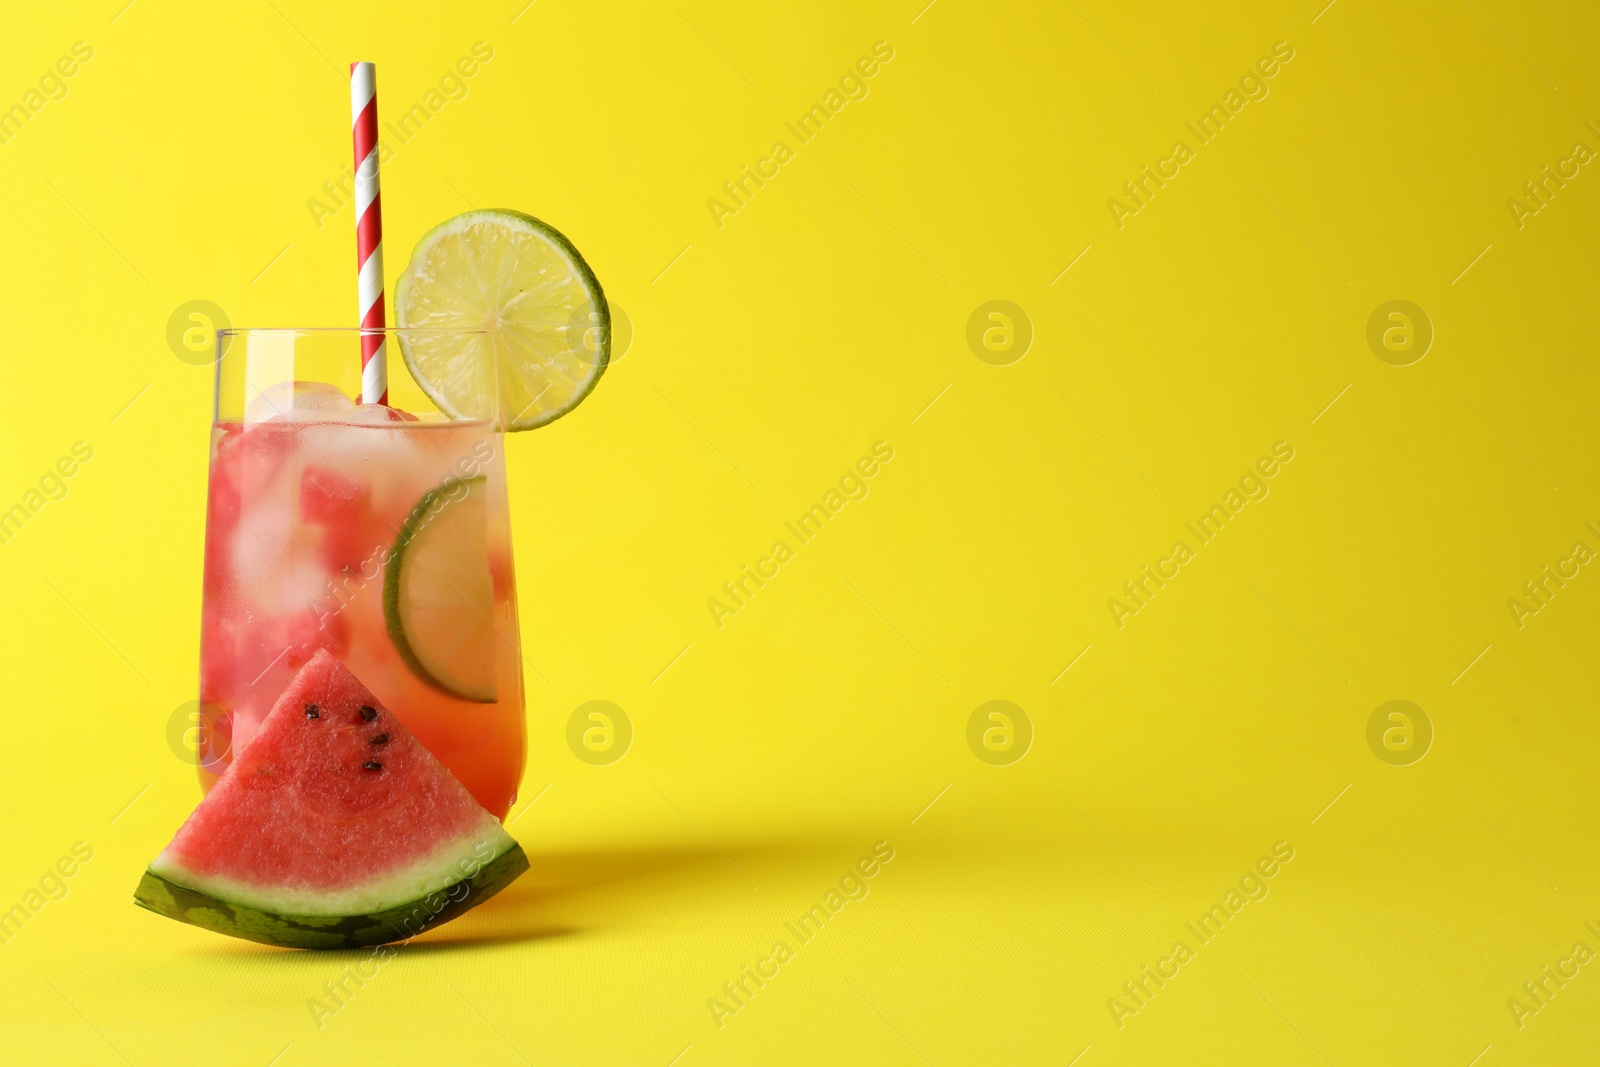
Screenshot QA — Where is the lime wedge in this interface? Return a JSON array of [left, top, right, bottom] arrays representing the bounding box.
[[394, 210, 608, 431], [383, 476, 498, 703]]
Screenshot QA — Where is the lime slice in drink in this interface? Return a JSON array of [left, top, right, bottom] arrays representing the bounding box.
[[383, 476, 498, 703], [394, 210, 608, 431]]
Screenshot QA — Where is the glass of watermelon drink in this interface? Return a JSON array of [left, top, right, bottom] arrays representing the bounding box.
[[198, 327, 525, 818], [142, 212, 606, 949]]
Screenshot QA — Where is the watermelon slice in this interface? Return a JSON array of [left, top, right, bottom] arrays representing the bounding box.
[[135, 651, 527, 948]]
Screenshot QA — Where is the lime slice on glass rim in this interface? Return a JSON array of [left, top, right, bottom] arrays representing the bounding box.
[[383, 476, 498, 703], [394, 210, 609, 431]]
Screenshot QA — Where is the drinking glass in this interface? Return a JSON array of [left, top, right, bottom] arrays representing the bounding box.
[[195, 328, 525, 818]]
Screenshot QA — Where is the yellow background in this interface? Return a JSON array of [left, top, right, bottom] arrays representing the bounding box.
[[2, 1, 1598, 1063]]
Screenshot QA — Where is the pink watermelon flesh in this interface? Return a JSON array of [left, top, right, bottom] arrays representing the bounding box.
[[136, 650, 526, 948]]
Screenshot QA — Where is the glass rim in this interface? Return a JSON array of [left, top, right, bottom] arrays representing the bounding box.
[[217, 326, 489, 338]]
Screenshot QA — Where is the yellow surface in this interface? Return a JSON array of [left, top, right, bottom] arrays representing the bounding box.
[[2, 1, 1598, 1063]]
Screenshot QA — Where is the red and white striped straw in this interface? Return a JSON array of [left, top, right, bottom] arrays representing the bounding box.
[[349, 61, 387, 405]]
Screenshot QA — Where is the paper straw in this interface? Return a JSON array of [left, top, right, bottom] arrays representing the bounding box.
[[350, 61, 387, 405]]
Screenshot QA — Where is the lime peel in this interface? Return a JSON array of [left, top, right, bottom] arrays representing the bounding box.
[[383, 475, 498, 702]]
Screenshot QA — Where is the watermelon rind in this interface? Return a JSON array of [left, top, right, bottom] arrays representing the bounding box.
[[134, 840, 528, 949]]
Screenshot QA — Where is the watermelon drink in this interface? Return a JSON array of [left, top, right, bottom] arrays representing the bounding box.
[[198, 329, 525, 819], [192, 207, 611, 827], [154, 59, 612, 947]]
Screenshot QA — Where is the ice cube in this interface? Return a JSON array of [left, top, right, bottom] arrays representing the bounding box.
[[247, 381, 356, 423], [301, 415, 428, 481], [340, 403, 421, 423], [231, 494, 293, 587], [274, 559, 337, 614]]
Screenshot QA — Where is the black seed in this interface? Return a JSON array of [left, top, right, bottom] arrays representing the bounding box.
[[369, 733, 389, 746], [305, 704, 320, 719], [359, 705, 377, 722], [362, 761, 382, 772]]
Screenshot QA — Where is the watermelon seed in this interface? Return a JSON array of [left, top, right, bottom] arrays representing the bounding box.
[[305, 704, 320, 719], [360, 705, 377, 722], [369, 733, 389, 746], [362, 761, 383, 771]]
